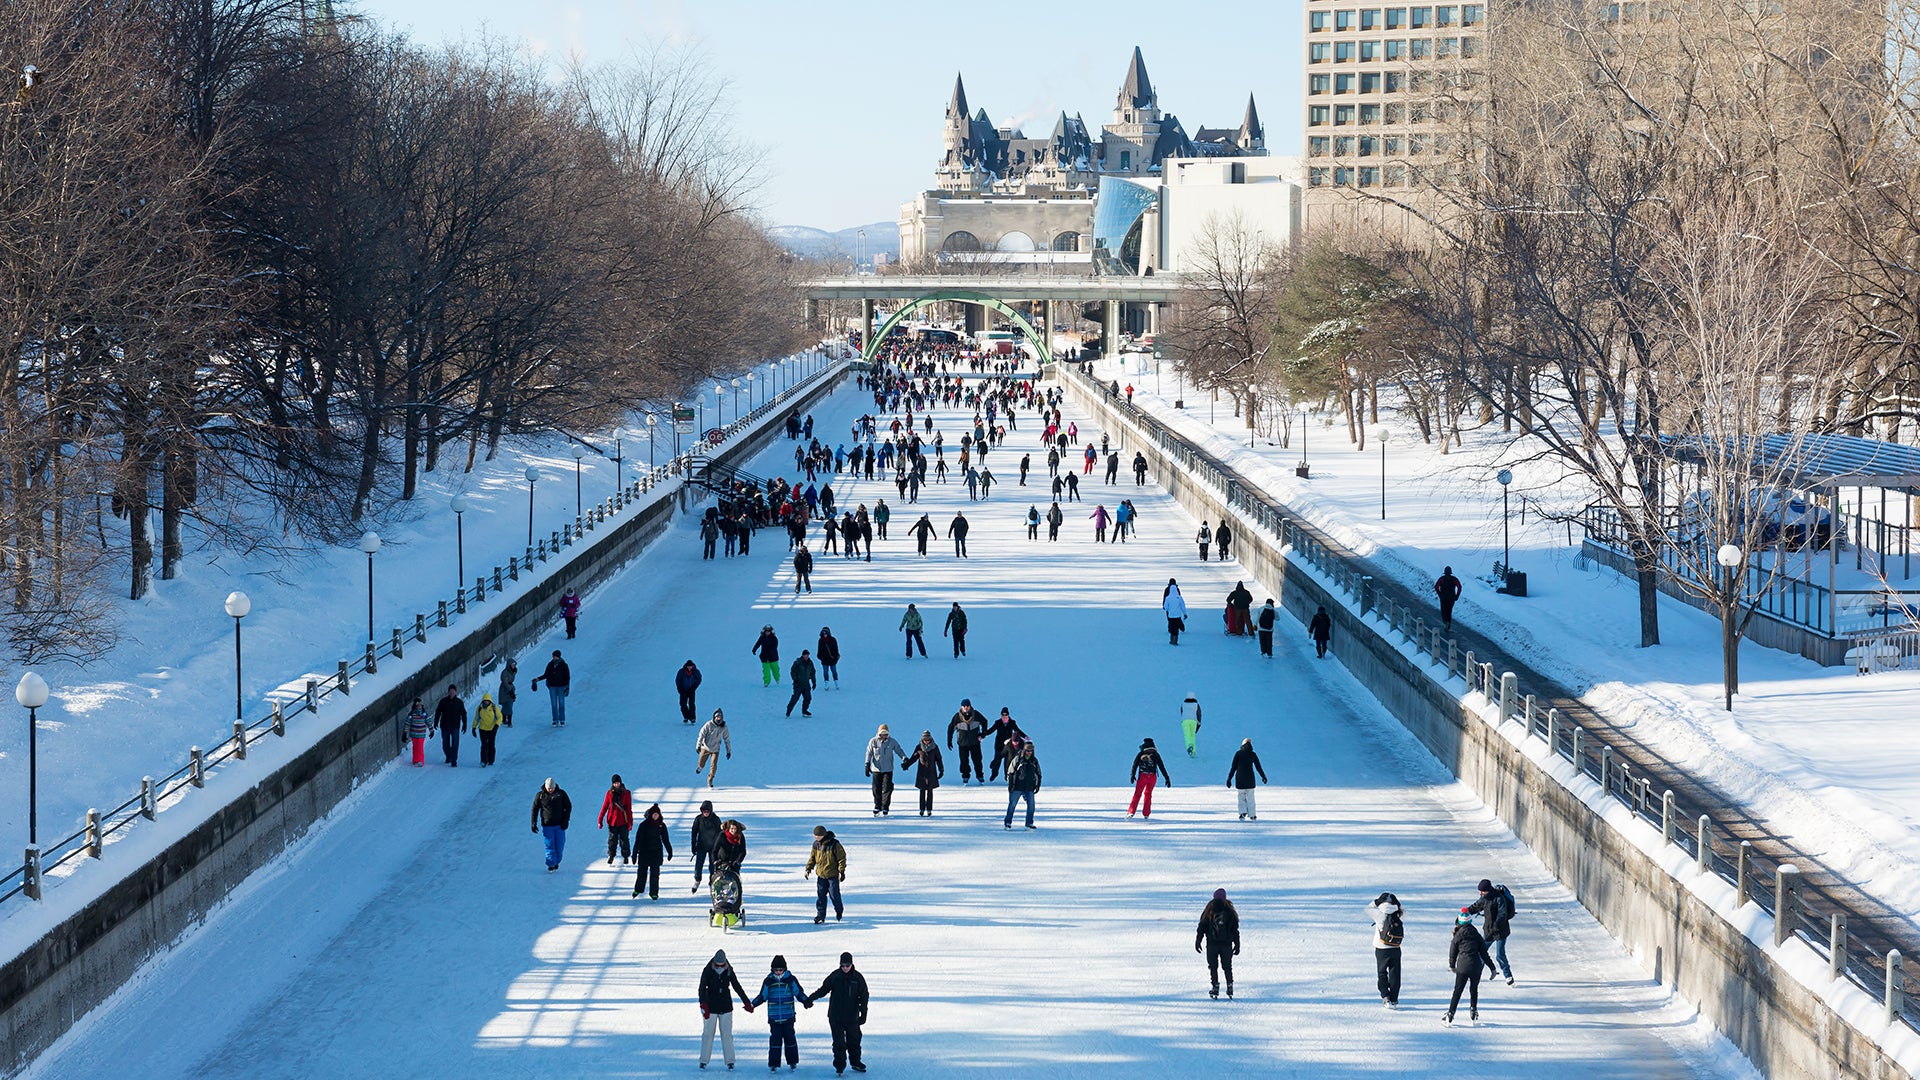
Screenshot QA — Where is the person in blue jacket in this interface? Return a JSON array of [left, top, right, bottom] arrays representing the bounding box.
[[751, 955, 814, 1070], [676, 660, 703, 724]]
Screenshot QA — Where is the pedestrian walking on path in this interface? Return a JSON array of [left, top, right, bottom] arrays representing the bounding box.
[[532, 778, 571, 872], [698, 950, 754, 1069], [1227, 739, 1267, 819], [1216, 522, 1233, 562], [631, 803, 674, 898], [1436, 567, 1463, 630], [1226, 582, 1254, 637], [696, 710, 731, 787], [1163, 580, 1188, 644], [1309, 606, 1333, 658], [498, 659, 518, 726], [599, 774, 633, 865], [753, 625, 781, 686], [865, 724, 907, 816], [1369, 892, 1404, 1008], [405, 698, 430, 767], [1197, 522, 1211, 561], [1196, 888, 1240, 999], [752, 956, 813, 1071], [532, 650, 570, 726], [677, 660, 703, 723], [434, 684, 466, 767], [805, 826, 847, 923], [903, 731, 945, 816], [1256, 599, 1278, 657], [899, 603, 927, 658], [1128, 738, 1172, 818], [1180, 694, 1203, 757], [560, 588, 581, 638]]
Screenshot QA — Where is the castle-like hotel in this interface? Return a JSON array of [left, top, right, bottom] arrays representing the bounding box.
[[899, 48, 1266, 266]]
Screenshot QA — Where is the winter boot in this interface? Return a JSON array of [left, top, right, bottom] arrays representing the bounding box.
[[1226, 983, 1233, 999], [1209, 986, 1219, 999]]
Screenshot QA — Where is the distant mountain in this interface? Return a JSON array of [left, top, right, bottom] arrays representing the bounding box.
[[769, 222, 899, 262]]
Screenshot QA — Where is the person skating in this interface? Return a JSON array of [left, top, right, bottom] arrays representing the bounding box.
[[434, 684, 467, 766], [631, 803, 674, 898], [1197, 522, 1212, 561], [1106, 451, 1120, 485], [1045, 501, 1064, 541], [713, 818, 748, 875], [898, 603, 927, 658], [753, 625, 781, 687], [946, 699, 987, 783], [1256, 599, 1278, 657], [1064, 471, 1080, 501], [1369, 891, 1405, 1009], [816, 628, 842, 689], [804, 825, 848, 924], [701, 514, 721, 560], [903, 731, 945, 816], [793, 544, 814, 594], [1019, 454, 1030, 485], [948, 511, 970, 557], [696, 710, 732, 787], [1227, 739, 1268, 819], [1445, 909, 1490, 1026], [864, 724, 907, 816], [1196, 888, 1241, 999], [1003, 742, 1042, 830], [1226, 582, 1254, 637], [1088, 504, 1110, 542], [599, 773, 634, 865], [497, 658, 518, 727], [531, 778, 572, 873], [689, 799, 723, 892], [943, 602, 969, 657], [1180, 693, 1203, 757], [698, 950, 755, 1069], [1308, 606, 1333, 658], [1163, 579, 1188, 644], [987, 707, 1026, 781], [752, 956, 814, 1071], [909, 513, 935, 556], [806, 953, 869, 1075], [677, 660, 704, 723], [405, 697, 430, 767], [1025, 505, 1041, 540], [1216, 522, 1233, 562], [560, 588, 582, 638], [1466, 878, 1517, 984], [1436, 566, 1464, 630], [531, 650, 570, 726], [873, 499, 890, 539], [1128, 737, 1173, 819], [1132, 451, 1148, 485], [786, 650, 817, 717]]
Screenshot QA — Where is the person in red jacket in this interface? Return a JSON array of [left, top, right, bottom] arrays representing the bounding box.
[[598, 774, 633, 865], [560, 588, 582, 638]]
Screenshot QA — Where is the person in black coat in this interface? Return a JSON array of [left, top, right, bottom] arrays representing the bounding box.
[[902, 731, 945, 816], [1227, 739, 1268, 820], [1127, 738, 1172, 819], [630, 803, 675, 899], [793, 544, 814, 593], [1255, 599, 1278, 657], [698, 949, 754, 1068], [817, 627, 842, 688], [807, 952, 870, 1075], [675, 660, 702, 723], [1196, 888, 1241, 999], [1436, 566, 1464, 629], [433, 684, 466, 766], [986, 708, 1026, 781], [1446, 910, 1490, 1025], [1308, 606, 1333, 658], [1215, 522, 1234, 562], [531, 778, 572, 872], [1466, 878, 1516, 983]]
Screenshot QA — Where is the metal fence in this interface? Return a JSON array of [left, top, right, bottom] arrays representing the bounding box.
[[0, 357, 847, 912], [1060, 364, 1916, 1037]]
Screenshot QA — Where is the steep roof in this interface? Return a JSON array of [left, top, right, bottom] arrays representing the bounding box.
[[1239, 94, 1263, 141], [947, 74, 969, 122], [1117, 46, 1155, 110]]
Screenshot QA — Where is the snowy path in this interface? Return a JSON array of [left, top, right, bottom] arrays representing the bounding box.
[[27, 383, 1751, 1078]]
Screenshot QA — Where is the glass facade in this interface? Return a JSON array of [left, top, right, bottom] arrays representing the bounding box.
[[1091, 177, 1159, 276]]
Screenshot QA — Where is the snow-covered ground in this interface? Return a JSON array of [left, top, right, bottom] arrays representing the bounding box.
[[1097, 358, 1920, 933], [25, 382, 1753, 1078], [0, 352, 830, 876]]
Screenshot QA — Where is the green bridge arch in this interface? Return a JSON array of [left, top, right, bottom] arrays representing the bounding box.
[[861, 291, 1053, 367]]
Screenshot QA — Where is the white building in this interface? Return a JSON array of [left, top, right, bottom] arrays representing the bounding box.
[[1091, 156, 1304, 277]]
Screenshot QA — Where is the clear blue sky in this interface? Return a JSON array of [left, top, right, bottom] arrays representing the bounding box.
[[355, 0, 1303, 231]]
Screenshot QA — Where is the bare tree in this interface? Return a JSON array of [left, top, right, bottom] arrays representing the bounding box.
[[1162, 211, 1288, 438]]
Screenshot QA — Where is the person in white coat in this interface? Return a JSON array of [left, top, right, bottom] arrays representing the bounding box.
[[1162, 578, 1189, 645], [864, 724, 908, 816], [1368, 892, 1405, 1008], [695, 710, 731, 788]]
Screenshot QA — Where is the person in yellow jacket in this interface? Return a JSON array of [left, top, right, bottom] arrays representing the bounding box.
[[473, 693, 505, 768]]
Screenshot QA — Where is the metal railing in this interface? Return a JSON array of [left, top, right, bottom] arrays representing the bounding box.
[[1059, 363, 1918, 1037], [0, 356, 847, 912]]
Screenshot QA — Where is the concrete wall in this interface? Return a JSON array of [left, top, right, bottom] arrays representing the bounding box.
[[1065, 377, 1910, 1080], [0, 370, 849, 1078]]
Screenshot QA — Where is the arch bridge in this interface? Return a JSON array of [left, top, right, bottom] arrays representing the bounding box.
[[801, 274, 1181, 365]]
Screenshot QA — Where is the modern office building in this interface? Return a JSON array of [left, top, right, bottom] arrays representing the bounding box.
[[1091, 157, 1304, 277]]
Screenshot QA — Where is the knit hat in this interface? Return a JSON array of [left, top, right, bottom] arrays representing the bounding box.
[[543, 777, 555, 790], [960, 698, 971, 706], [713, 949, 729, 966], [700, 799, 714, 812], [1458, 908, 1474, 925], [813, 825, 827, 836], [1141, 738, 1155, 748], [839, 952, 854, 966], [1241, 738, 1252, 746], [1477, 878, 1493, 893], [610, 774, 622, 784], [1212, 888, 1227, 902], [771, 955, 787, 970]]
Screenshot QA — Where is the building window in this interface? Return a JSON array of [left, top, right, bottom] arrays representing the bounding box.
[[1309, 105, 1331, 125], [1359, 103, 1382, 124], [1358, 135, 1377, 156], [1335, 41, 1356, 61], [1385, 39, 1406, 60], [1385, 103, 1406, 124], [1335, 74, 1355, 93], [1119, 150, 1131, 170], [1310, 42, 1331, 63], [1384, 135, 1405, 154], [1360, 72, 1382, 92], [1361, 7, 1381, 28], [1334, 166, 1353, 185], [1460, 35, 1480, 58], [1334, 105, 1355, 125], [1310, 74, 1331, 94], [1384, 164, 1408, 186], [1309, 136, 1331, 156], [1410, 5, 1431, 27], [1386, 7, 1406, 27], [1310, 10, 1330, 29], [1334, 136, 1356, 156], [1410, 38, 1431, 59], [1436, 5, 1455, 25], [1462, 3, 1483, 24], [1409, 132, 1429, 154], [1359, 166, 1380, 186], [1310, 167, 1330, 186], [1360, 41, 1380, 61], [1336, 9, 1355, 29], [1384, 71, 1405, 92]]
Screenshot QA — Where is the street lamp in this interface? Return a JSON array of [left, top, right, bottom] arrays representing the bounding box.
[[571, 443, 587, 517], [645, 415, 658, 471], [1717, 543, 1744, 711], [731, 378, 741, 422], [746, 372, 756, 412], [358, 531, 381, 646], [523, 466, 539, 546], [449, 494, 468, 589], [224, 591, 250, 725], [1496, 469, 1514, 571], [1374, 426, 1391, 520], [613, 436, 624, 491], [16, 672, 48, 845]]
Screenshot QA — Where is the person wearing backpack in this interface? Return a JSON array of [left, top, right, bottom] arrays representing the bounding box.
[[1368, 892, 1405, 1009], [1195, 888, 1241, 999], [1127, 737, 1172, 819], [1446, 908, 1491, 1026], [1466, 878, 1517, 984]]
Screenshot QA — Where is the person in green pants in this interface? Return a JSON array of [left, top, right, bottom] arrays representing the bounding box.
[[753, 625, 781, 687], [1180, 693, 1203, 757]]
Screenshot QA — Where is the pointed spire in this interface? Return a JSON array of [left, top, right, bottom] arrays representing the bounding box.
[[1240, 95, 1262, 140], [947, 73, 969, 123], [1117, 46, 1155, 110]]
